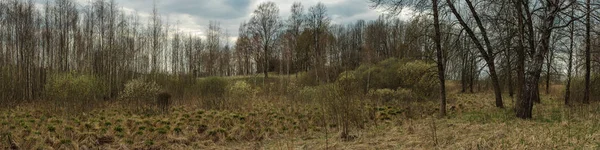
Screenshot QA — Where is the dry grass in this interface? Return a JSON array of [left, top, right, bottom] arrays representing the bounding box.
[[254, 89, 600, 149], [2, 83, 600, 149]]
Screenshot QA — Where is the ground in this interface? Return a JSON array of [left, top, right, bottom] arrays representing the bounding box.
[[1, 84, 599, 149]]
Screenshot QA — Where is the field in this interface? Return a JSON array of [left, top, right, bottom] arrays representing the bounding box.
[[1, 0, 598, 149], [1, 80, 599, 150]]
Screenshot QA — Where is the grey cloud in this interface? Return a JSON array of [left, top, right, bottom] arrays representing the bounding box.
[[161, 0, 251, 20], [328, 0, 372, 18], [33, 0, 389, 41]]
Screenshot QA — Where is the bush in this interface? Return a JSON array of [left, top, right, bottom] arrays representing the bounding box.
[[367, 88, 416, 103], [0, 69, 14, 102], [367, 89, 397, 103], [227, 81, 254, 99], [301, 84, 368, 139], [297, 86, 319, 103], [336, 71, 362, 96], [225, 80, 256, 110], [398, 61, 439, 99], [297, 67, 344, 87], [339, 58, 438, 100], [119, 78, 160, 101], [395, 88, 416, 101], [570, 74, 600, 102], [44, 72, 107, 111], [297, 71, 319, 87], [197, 77, 228, 97], [154, 74, 195, 99], [196, 77, 228, 109]]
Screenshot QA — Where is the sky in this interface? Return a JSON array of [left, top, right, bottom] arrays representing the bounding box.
[[35, 0, 416, 42]]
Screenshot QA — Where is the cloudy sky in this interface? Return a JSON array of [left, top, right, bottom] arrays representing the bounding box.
[[36, 0, 416, 41]]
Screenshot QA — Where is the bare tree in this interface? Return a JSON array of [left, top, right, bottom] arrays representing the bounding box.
[[513, 0, 574, 118], [288, 2, 304, 76], [565, 3, 576, 106], [306, 2, 330, 83], [150, 0, 162, 74], [249, 2, 282, 79], [446, 0, 504, 108], [205, 21, 222, 76], [584, 0, 591, 104]]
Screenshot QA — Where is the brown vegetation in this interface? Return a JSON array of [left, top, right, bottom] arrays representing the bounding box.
[[1, 0, 600, 149], [156, 92, 172, 113]]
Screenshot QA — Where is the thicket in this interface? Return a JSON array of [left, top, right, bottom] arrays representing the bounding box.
[[294, 84, 368, 140], [570, 74, 600, 102], [44, 72, 107, 112], [339, 58, 439, 102], [195, 77, 229, 109], [0, 68, 15, 104], [119, 78, 161, 111], [297, 67, 344, 87], [227, 81, 255, 99]]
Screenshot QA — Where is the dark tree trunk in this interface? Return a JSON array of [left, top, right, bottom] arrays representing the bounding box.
[[516, 0, 558, 118], [470, 53, 475, 93], [489, 61, 503, 108], [432, 0, 446, 117], [514, 0, 529, 118], [565, 6, 575, 106], [264, 42, 269, 79], [584, 0, 591, 104], [506, 51, 514, 97], [546, 56, 551, 94]]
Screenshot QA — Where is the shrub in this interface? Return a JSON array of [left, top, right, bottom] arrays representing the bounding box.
[[395, 88, 416, 101], [570, 74, 600, 102], [297, 67, 344, 87], [343, 58, 438, 100], [196, 77, 228, 109], [336, 71, 362, 96], [297, 71, 319, 87], [297, 86, 319, 103], [398, 61, 439, 99], [0, 69, 15, 103], [156, 92, 172, 113], [196, 77, 228, 97], [155, 74, 195, 99], [227, 81, 254, 99], [368, 89, 397, 103], [119, 78, 160, 102], [119, 78, 161, 112], [315, 84, 368, 139], [224, 80, 255, 110], [367, 88, 417, 103], [44, 72, 107, 111]]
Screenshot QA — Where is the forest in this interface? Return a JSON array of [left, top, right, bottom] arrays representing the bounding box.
[[1, 0, 600, 149]]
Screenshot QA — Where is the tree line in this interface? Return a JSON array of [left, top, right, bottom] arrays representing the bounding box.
[[0, 0, 598, 119], [372, 0, 600, 118]]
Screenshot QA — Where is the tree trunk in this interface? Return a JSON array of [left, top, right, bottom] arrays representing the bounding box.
[[264, 42, 269, 79], [506, 51, 514, 97], [488, 62, 504, 108], [516, 0, 558, 118], [584, 0, 591, 104], [514, 0, 529, 118], [432, 0, 446, 117], [546, 54, 551, 94], [565, 6, 575, 106]]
